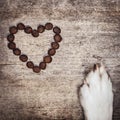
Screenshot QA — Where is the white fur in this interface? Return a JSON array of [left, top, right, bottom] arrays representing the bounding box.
[[80, 64, 113, 120]]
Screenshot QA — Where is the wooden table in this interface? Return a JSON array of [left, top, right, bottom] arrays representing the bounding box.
[[0, 0, 120, 119]]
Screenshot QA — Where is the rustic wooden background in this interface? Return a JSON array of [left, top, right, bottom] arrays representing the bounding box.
[[0, 0, 120, 120]]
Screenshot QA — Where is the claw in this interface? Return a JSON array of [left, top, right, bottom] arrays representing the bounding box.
[[93, 64, 97, 71], [93, 63, 101, 72]]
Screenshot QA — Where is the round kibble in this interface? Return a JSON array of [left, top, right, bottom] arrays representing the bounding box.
[[24, 26, 32, 34], [48, 48, 56, 56], [32, 30, 39, 37], [39, 62, 46, 70], [26, 61, 34, 68], [37, 25, 45, 33], [9, 26, 18, 34], [17, 23, 25, 30], [54, 34, 62, 42], [8, 42, 16, 49], [33, 66, 41, 73], [13, 48, 21, 55], [51, 42, 59, 49], [19, 54, 28, 62], [7, 34, 15, 42], [45, 23, 53, 30], [53, 26, 61, 34], [43, 56, 52, 63]]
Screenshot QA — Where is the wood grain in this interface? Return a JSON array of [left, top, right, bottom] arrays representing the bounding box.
[[0, 0, 120, 119]]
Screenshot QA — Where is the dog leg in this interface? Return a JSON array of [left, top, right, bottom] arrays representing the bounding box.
[[80, 64, 113, 120]]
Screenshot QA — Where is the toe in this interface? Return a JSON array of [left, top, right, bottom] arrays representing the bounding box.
[[86, 64, 101, 88], [99, 63, 106, 74], [100, 63, 109, 81], [80, 83, 90, 98]]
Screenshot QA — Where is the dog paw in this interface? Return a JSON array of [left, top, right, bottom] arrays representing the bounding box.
[[80, 63, 113, 120]]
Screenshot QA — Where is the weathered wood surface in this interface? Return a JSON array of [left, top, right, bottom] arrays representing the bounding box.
[[0, 0, 120, 120]]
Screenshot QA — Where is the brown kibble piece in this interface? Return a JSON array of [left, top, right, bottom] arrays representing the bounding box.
[[24, 26, 32, 34], [32, 30, 39, 37], [13, 48, 21, 55], [17, 23, 25, 30], [7, 34, 15, 42], [51, 42, 59, 49], [54, 34, 62, 42], [53, 26, 61, 34], [48, 48, 56, 56], [39, 62, 46, 70], [33, 66, 41, 73], [43, 56, 52, 63], [45, 23, 53, 30], [19, 54, 28, 62], [8, 42, 16, 49], [37, 25, 45, 33], [26, 61, 34, 68], [9, 26, 18, 34]]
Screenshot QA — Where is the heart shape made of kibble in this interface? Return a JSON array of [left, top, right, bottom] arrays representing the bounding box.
[[7, 22, 62, 73]]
